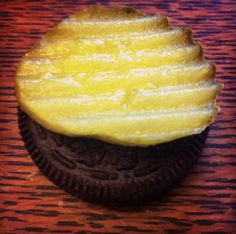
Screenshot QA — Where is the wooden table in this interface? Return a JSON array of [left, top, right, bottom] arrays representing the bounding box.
[[1, 0, 235, 233]]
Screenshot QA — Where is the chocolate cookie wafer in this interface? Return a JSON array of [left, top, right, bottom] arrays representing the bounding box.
[[19, 109, 208, 205]]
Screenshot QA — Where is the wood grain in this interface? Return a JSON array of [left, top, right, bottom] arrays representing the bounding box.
[[0, 0, 235, 233]]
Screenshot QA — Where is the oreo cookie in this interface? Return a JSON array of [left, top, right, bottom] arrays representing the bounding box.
[[18, 109, 208, 205]]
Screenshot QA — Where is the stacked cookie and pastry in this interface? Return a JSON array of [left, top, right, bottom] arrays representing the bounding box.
[[16, 7, 221, 204]]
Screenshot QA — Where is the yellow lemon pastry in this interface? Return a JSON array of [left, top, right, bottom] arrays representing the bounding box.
[[16, 7, 222, 146]]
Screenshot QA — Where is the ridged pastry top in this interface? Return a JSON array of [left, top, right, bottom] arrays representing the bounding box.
[[16, 7, 222, 146]]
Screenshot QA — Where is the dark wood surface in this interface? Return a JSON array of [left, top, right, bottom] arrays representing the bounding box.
[[0, 0, 235, 233]]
